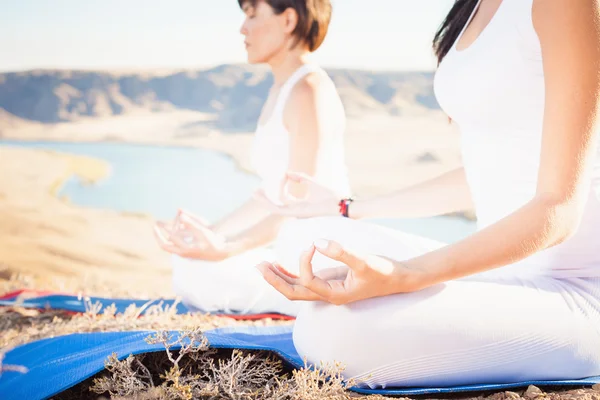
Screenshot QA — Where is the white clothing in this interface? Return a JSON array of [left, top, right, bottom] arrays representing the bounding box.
[[283, 217, 600, 388], [172, 63, 350, 315], [250, 63, 350, 203], [289, 0, 600, 388], [433, 0, 600, 280], [172, 247, 296, 314]]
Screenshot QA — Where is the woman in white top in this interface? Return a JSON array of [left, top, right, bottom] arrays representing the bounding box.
[[257, 0, 600, 388], [153, 0, 350, 316]]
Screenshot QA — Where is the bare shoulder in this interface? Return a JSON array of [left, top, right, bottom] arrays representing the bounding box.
[[532, 0, 600, 39], [284, 72, 345, 130], [288, 71, 329, 110], [531, 0, 600, 90]]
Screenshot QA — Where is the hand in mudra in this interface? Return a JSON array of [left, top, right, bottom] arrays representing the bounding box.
[[153, 210, 229, 261], [254, 171, 341, 218]]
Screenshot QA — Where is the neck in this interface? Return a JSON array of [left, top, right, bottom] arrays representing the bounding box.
[[268, 47, 313, 86]]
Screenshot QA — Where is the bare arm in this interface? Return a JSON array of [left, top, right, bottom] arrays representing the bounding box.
[[399, 0, 600, 289], [209, 199, 271, 238], [350, 167, 473, 219], [224, 74, 327, 256]]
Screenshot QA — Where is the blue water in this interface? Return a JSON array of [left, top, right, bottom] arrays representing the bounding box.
[[2, 140, 477, 243]]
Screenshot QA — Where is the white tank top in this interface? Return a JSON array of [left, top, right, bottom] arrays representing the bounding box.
[[250, 63, 351, 204], [434, 0, 600, 279]]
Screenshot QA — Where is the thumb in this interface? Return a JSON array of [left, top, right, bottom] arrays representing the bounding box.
[[179, 213, 208, 232], [287, 171, 331, 197], [179, 209, 210, 226], [286, 171, 311, 184], [313, 239, 367, 273]]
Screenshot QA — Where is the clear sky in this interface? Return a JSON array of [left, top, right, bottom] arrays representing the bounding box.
[[1, 0, 455, 72]]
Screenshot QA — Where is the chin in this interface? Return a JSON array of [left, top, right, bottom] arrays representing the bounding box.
[[247, 57, 264, 65], [246, 52, 267, 65]]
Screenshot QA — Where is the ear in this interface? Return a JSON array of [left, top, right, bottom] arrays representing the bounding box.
[[282, 7, 299, 34]]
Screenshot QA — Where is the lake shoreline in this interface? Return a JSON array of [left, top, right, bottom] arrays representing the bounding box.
[[0, 145, 173, 297], [0, 109, 467, 197], [0, 109, 475, 294], [1, 134, 476, 222]]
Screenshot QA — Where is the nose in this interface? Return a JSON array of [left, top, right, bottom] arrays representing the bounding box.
[[240, 18, 249, 36]]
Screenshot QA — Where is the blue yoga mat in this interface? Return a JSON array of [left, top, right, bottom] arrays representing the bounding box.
[[0, 294, 190, 314], [1, 326, 599, 400], [0, 294, 294, 319]]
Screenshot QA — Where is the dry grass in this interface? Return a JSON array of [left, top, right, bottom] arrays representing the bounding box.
[[2, 308, 599, 400], [0, 272, 290, 352], [0, 300, 290, 350], [1, 275, 599, 400], [51, 327, 600, 400], [55, 327, 360, 400]]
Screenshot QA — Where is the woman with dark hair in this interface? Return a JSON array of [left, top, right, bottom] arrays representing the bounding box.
[[153, 0, 350, 316], [258, 0, 600, 387]]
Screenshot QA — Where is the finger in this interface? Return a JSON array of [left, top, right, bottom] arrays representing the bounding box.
[[284, 171, 311, 197], [256, 262, 322, 301], [274, 263, 299, 280], [178, 213, 205, 231], [169, 230, 198, 249], [178, 215, 221, 247], [161, 237, 191, 254], [279, 175, 301, 205], [153, 224, 173, 246], [153, 226, 185, 254], [315, 266, 349, 281], [263, 263, 298, 285], [299, 245, 317, 282], [313, 239, 368, 274], [178, 209, 210, 226], [286, 171, 323, 193], [286, 171, 311, 183], [154, 231, 174, 251], [179, 217, 225, 251], [156, 221, 175, 235], [161, 243, 186, 255], [297, 245, 338, 299]]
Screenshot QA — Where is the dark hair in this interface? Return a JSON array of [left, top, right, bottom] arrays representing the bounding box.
[[433, 0, 478, 64], [238, 0, 332, 52]]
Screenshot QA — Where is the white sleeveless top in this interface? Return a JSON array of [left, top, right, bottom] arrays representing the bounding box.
[[434, 0, 600, 279], [250, 64, 351, 204]]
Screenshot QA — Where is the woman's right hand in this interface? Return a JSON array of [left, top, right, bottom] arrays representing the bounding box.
[[153, 208, 213, 250], [254, 171, 341, 218], [176, 209, 211, 229], [153, 212, 230, 261]]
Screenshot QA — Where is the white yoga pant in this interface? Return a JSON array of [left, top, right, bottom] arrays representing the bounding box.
[[279, 217, 600, 388], [171, 217, 445, 317], [172, 246, 303, 316]]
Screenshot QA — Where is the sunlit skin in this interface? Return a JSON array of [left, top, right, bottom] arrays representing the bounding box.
[[256, 0, 600, 306], [153, 0, 345, 262]]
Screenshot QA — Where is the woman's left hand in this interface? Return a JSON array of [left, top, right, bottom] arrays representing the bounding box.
[[256, 239, 429, 305], [153, 214, 230, 261]]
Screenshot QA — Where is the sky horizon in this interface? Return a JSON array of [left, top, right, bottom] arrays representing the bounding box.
[[2, 0, 455, 73]]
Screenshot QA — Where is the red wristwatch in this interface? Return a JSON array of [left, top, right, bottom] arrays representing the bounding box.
[[338, 198, 354, 218]]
